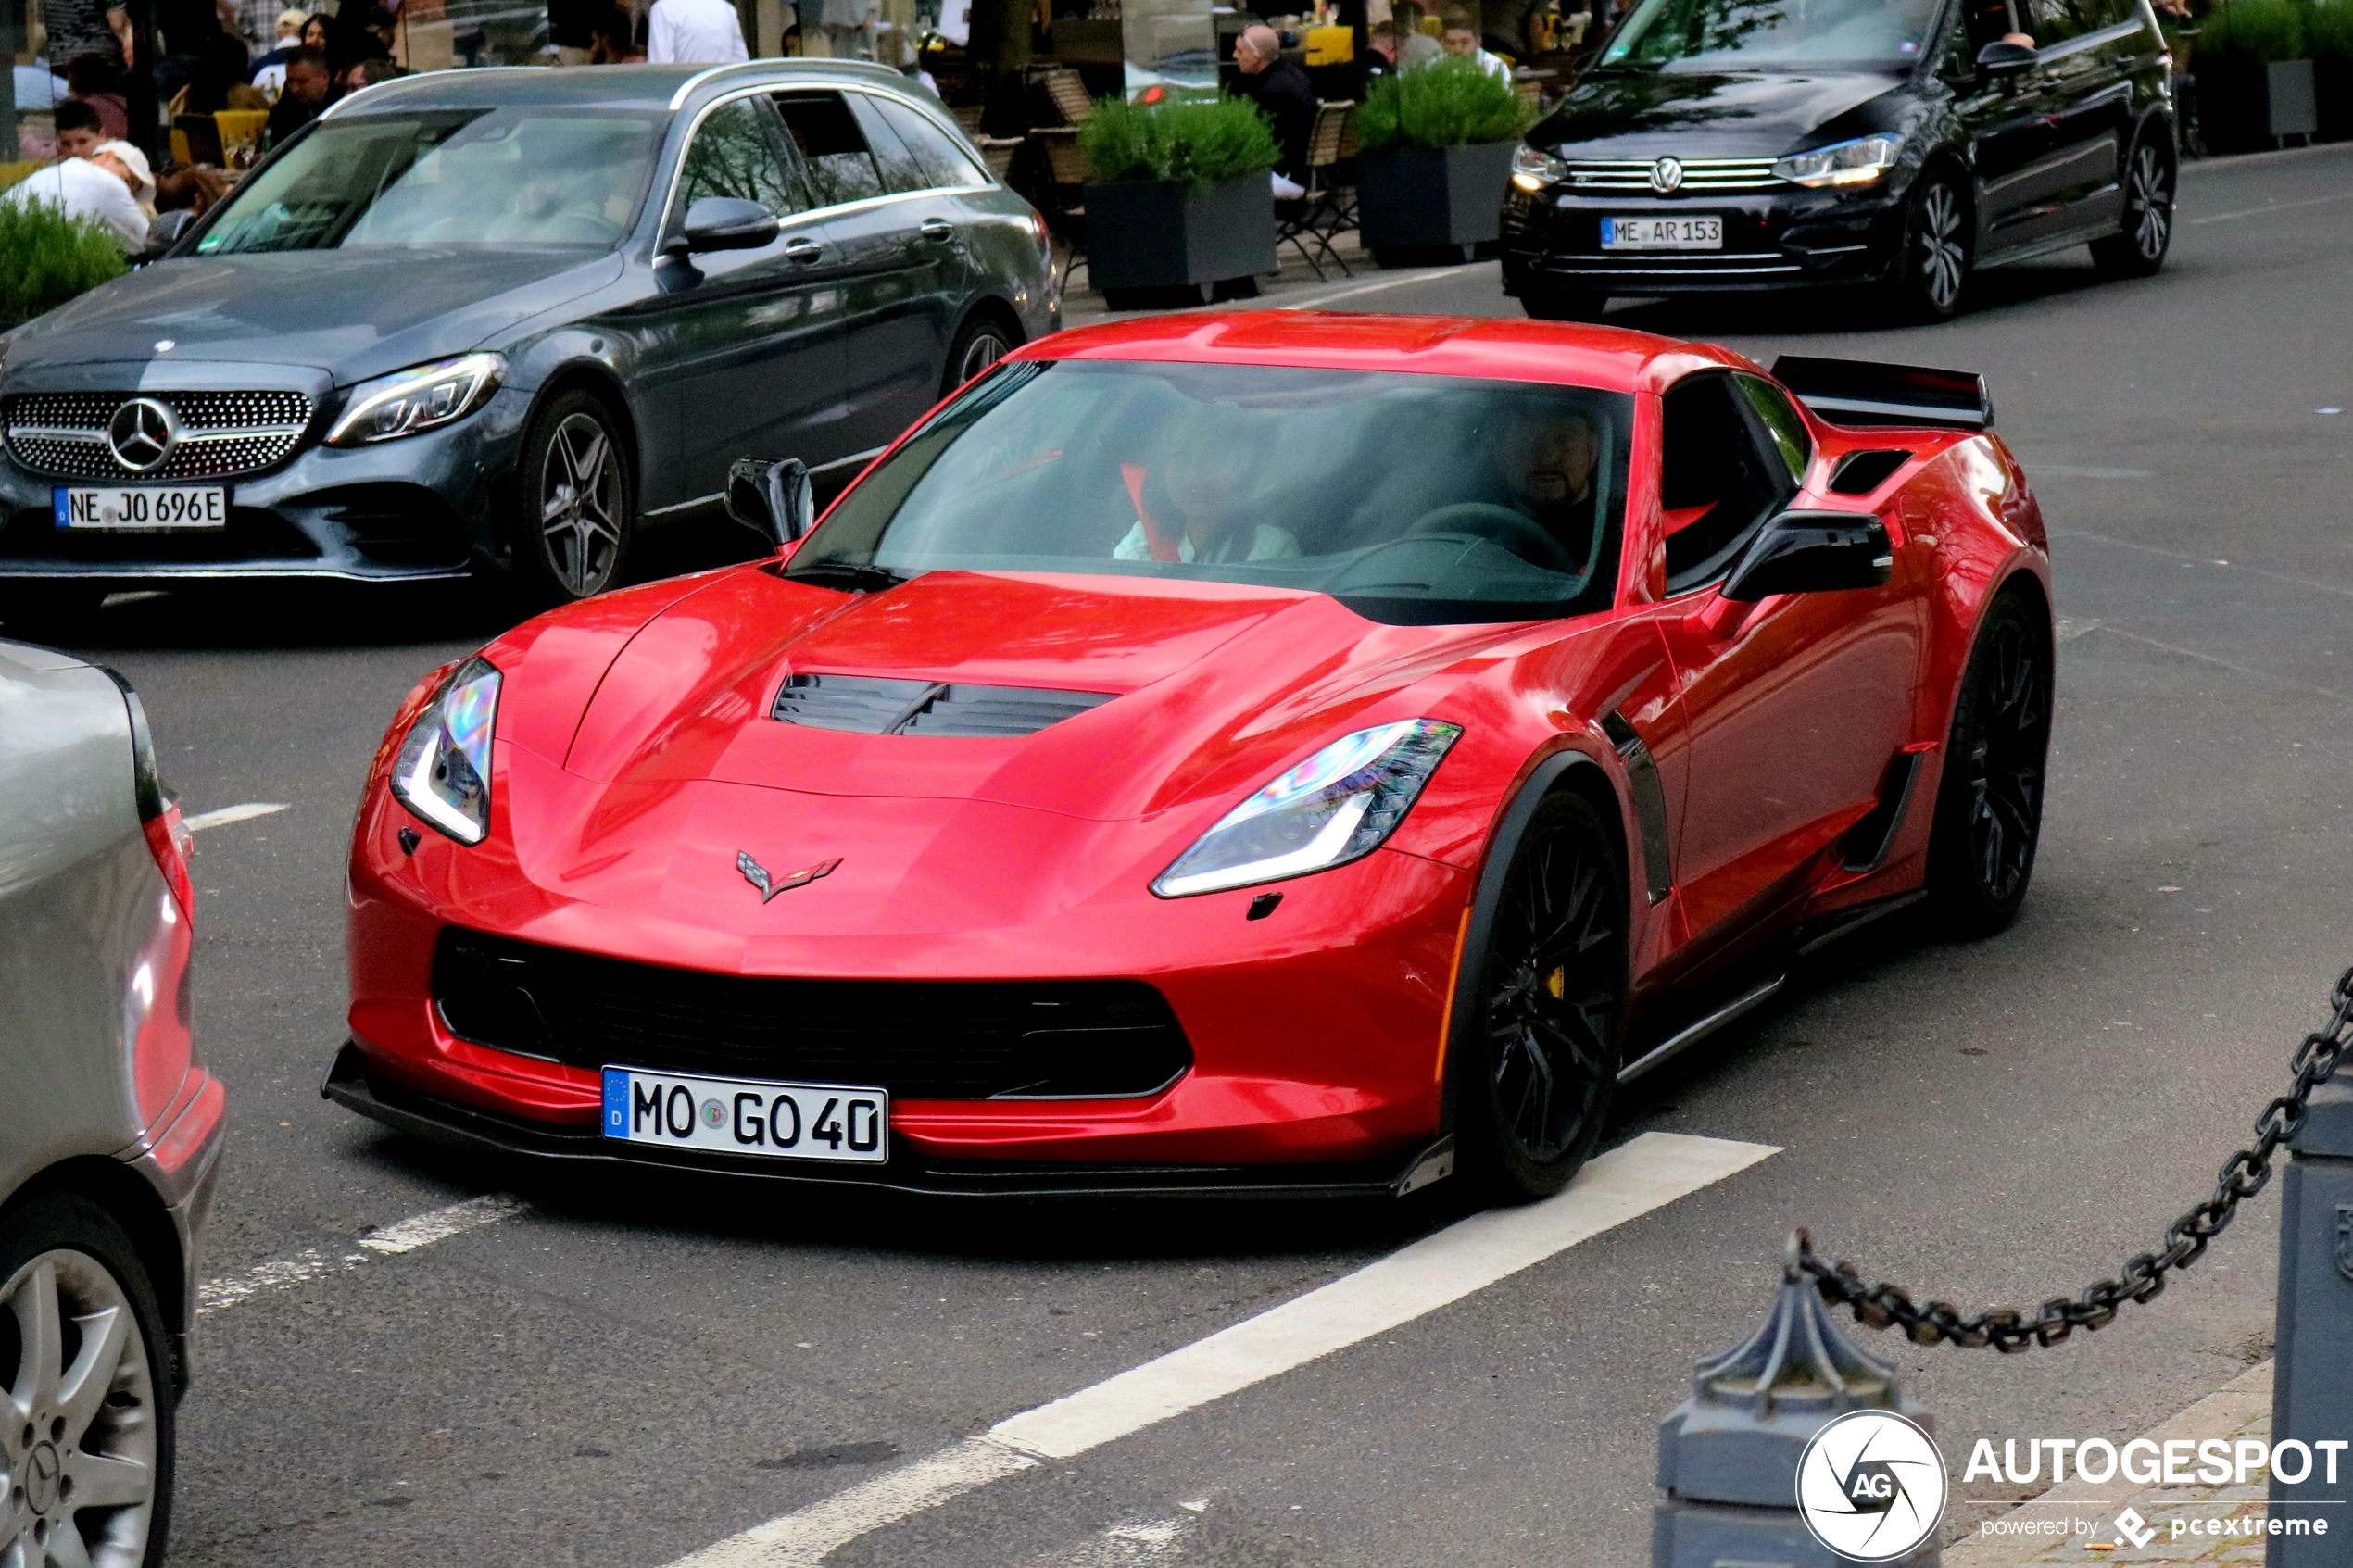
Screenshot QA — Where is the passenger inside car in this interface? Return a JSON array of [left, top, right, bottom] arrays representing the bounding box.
[[1111, 405, 1302, 564]]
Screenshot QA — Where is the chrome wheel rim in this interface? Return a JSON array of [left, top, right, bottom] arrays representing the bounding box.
[[1, 1250, 159, 1568], [1964, 616, 2048, 904], [539, 411, 623, 597], [956, 329, 1011, 387], [1485, 826, 1619, 1162], [1915, 182, 1966, 310], [2128, 144, 2171, 260]]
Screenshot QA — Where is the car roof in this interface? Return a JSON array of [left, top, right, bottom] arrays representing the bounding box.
[[323, 58, 923, 119], [1016, 312, 1749, 395]]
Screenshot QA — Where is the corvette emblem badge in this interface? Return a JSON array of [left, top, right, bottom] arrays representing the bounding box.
[[737, 851, 841, 902]]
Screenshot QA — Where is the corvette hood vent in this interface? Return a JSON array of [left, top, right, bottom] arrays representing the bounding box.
[[773, 672, 1115, 737]]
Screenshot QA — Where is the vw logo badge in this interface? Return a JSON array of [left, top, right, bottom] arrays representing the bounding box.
[[107, 396, 180, 473], [1649, 157, 1684, 194]]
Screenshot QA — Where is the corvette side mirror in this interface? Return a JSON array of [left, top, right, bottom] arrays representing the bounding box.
[[1973, 39, 2038, 78], [1721, 510, 1892, 602], [725, 456, 815, 548]]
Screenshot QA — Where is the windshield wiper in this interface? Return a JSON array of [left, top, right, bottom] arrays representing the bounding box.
[[786, 559, 904, 592]]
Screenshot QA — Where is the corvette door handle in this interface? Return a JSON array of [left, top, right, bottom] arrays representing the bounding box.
[[783, 237, 824, 263], [918, 218, 955, 243]]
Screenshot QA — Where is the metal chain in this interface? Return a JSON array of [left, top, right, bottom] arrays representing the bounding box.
[[1793, 963, 2353, 1353]]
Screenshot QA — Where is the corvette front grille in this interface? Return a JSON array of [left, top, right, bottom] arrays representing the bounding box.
[[431, 929, 1194, 1101], [1563, 157, 1782, 194], [3, 390, 313, 481], [772, 671, 1115, 737]]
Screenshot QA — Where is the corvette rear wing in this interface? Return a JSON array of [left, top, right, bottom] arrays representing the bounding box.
[[1770, 355, 1994, 432]]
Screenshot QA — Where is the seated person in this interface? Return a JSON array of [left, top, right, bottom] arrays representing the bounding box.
[[1113, 409, 1302, 564], [1503, 408, 1601, 545]]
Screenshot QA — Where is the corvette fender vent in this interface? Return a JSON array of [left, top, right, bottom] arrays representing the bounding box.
[[431, 929, 1192, 1100], [772, 671, 1114, 737], [1827, 449, 1914, 496]]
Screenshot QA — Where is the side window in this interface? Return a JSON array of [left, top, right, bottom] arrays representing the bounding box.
[[869, 95, 990, 189], [774, 91, 887, 208], [676, 96, 805, 221], [1659, 371, 1797, 596], [844, 93, 932, 195], [1734, 374, 1813, 486]]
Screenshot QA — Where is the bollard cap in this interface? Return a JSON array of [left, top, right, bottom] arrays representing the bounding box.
[[1657, 1233, 1926, 1508]]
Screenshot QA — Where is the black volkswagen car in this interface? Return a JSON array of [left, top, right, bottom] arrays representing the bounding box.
[[1501, 0, 2176, 320], [0, 61, 1055, 615]]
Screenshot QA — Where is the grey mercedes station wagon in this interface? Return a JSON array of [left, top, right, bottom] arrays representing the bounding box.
[[0, 61, 1057, 610]]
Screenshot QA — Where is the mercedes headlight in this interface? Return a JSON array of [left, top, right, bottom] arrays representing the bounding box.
[[389, 657, 501, 844], [1772, 133, 1904, 188], [1511, 144, 1567, 192], [1151, 719, 1462, 898], [327, 352, 505, 445]]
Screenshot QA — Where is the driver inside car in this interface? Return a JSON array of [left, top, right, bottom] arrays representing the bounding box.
[[1504, 408, 1601, 546], [1112, 405, 1303, 564]]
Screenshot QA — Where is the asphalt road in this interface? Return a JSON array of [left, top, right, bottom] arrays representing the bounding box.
[[27, 141, 2353, 1568]]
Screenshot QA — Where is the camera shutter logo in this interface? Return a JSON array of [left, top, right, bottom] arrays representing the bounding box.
[[1794, 1409, 1948, 1562], [1650, 156, 1684, 194], [107, 397, 180, 473]]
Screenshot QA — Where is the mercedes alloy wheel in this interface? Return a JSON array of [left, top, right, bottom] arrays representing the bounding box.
[[518, 390, 632, 604]]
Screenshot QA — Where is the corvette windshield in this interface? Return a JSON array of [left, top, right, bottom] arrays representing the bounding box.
[[1599, 0, 1941, 72], [791, 360, 1632, 626]]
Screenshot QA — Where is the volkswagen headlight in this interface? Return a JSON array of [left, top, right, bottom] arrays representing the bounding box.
[[1772, 133, 1904, 188], [1151, 719, 1462, 898], [1511, 144, 1567, 192], [327, 352, 505, 445], [389, 657, 501, 844]]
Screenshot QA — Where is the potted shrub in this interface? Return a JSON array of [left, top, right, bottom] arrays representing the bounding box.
[[1078, 94, 1280, 308], [1353, 55, 1535, 265], [0, 204, 128, 329], [2309, 0, 2353, 142], [2196, 0, 2317, 151]]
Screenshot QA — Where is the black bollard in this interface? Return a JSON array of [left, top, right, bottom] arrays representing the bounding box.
[[2267, 1078, 2353, 1565]]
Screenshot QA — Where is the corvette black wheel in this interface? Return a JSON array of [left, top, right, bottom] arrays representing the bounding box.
[[1891, 169, 1970, 322], [1459, 792, 1626, 1200], [2089, 136, 2174, 279], [1927, 591, 2052, 935]]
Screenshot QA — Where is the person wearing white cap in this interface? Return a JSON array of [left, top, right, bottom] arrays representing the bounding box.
[[0, 138, 153, 251]]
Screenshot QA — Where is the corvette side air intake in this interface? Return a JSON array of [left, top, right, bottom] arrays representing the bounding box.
[[1770, 355, 1994, 432]]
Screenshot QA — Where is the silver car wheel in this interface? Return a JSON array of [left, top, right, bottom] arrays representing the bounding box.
[[2129, 143, 2171, 260], [956, 328, 1011, 387], [1916, 182, 1965, 309], [539, 410, 623, 598], [1, 1250, 159, 1568]]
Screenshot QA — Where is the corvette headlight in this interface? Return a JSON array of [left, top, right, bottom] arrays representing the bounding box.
[[1151, 719, 1462, 898], [1772, 133, 1904, 188], [389, 657, 500, 844], [1511, 144, 1567, 192], [327, 352, 505, 445]]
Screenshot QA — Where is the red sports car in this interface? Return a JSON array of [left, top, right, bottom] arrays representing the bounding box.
[[327, 313, 2052, 1202]]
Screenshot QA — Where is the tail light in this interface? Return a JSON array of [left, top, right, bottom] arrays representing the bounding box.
[[1029, 207, 1051, 252], [104, 669, 195, 922]]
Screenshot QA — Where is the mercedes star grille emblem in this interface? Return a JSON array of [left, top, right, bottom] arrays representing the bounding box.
[[736, 851, 841, 902], [107, 396, 180, 473], [1649, 157, 1684, 194]]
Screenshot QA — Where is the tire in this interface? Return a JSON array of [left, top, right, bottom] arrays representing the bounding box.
[[0, 1192, 176, 1568], [941, 312, 1019, 399], [1455, 791, 1629, 1201], [1520, 285, 1609, 322], [1890, 168, 1971, 322], [1925, 590, 2053, 936], [2089, 134, 2175, 279], [512, 387, 633, 606]]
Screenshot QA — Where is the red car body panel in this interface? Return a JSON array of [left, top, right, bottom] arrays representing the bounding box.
[[339, 312, 2051, 1187]]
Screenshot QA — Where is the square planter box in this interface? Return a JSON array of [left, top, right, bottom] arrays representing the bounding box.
[[1083, 175, 1276, 300], [2200, 57, 2319, 151], [1357, 139, 1517, 263], [2317, 57, 2353, 143]]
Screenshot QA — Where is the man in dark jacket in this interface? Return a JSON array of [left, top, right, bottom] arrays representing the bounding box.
[[1230, 23, 1316, 193], [264, 45, 331, 143]]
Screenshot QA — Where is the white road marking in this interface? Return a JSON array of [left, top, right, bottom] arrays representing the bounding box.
[[2189, 189, 2353, 226], [1035, 1515, 1195, 1567], [2055, 618, 2101, 643], [668, 1131, 1777, 1567], [195, 1194, 525, 1316], [182, 801, 290, 832], [1280, 261, 1498, 311], [2029, 465, 2158, 480]]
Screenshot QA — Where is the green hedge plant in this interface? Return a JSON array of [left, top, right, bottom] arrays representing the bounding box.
[[0, 202, 128, 327], [1079, 94, 1280, 189], [2198, 0, 2307, 62], [2304, 0, 2353, 62], [1353, 54, 1535, 154]]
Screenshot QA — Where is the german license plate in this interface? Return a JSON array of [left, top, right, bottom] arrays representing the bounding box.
[[600, 1067, 888, 1164], [54, 485, 229, 529], [1601, 216, 1723, 251]]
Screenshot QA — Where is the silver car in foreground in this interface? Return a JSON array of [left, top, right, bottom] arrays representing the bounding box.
[[1, 639, 225, 1568]]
